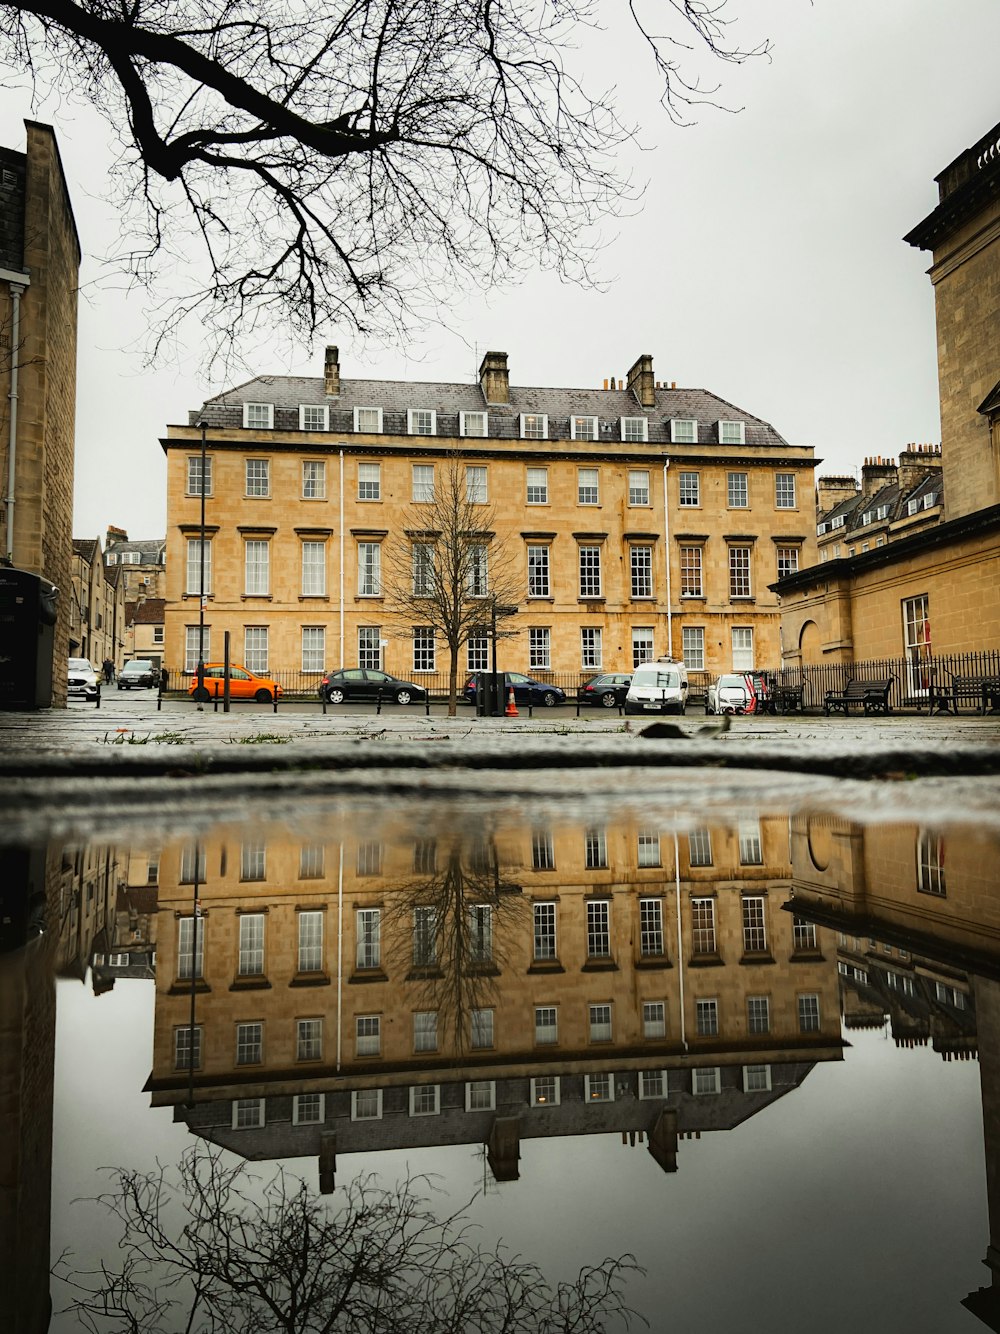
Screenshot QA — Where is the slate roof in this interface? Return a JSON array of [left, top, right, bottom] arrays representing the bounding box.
[[107, 538, 166, 563], [72, 537, 100, 561], [190, 375, 792, 449], [126, 597, 165, 626]]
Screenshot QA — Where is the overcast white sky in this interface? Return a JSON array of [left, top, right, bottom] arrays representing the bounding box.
[[2, 0, 999, 541]]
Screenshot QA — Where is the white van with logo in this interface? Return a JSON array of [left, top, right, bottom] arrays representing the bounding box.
[[624, 659, 689, 715]]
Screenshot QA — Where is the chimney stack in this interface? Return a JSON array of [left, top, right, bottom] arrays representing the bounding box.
[[106, 525, 127, 549], [324, 345, 340, 397], [897, 442, 943, 495], [479, 351, 510, 405], [816, 475, 859, 514], [860, 455, 898, 498], [627, 354, 656, 408]]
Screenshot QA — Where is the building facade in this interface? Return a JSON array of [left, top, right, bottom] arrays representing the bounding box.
[[70, 536, 127, 669], [162, 350, 816, 685]]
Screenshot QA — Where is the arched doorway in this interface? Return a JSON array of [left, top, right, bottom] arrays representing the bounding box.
[[799, 620, 821, 665]]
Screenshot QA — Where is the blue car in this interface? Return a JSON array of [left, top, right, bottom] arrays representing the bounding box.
[[464, 671, 566, 708]]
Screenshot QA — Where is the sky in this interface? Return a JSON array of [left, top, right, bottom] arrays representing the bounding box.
[[2, 0, 999, 541]]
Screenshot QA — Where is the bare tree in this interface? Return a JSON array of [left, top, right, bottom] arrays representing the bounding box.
[[0, 1, 767, 368], [381, 455, 523, 714], [56, 1148, 646, 1332]]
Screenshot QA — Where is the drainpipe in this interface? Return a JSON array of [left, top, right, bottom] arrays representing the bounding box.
[[339, 448, 345, 668], [662, 460, 673, 658], [336, 840, 344, 1072], [673, 830, 687, 1051], [2, 271, 30, 564]]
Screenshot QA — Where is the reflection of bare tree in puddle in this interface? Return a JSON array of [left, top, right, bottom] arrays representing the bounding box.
[[56, 1148, 644, 1332], [383, 831, 528, 1057]]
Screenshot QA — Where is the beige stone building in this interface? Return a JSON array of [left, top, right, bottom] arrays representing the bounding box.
[[776, 121, 1000, 677], [162, 349, 816, 687], [0, 122, 80, 705], [70, 535, 127, 668]]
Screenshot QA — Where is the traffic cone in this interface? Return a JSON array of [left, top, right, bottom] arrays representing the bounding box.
[[505, 687, 519, 717]]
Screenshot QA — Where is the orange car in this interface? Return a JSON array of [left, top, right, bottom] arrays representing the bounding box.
[[188, 663, 283, 703]]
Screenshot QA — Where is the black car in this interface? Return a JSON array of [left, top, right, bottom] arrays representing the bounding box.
[[576, 672, 632, 708], [117, 659, 157, 689], [318, 668, 427, 705], [463, 671, 566, 708]]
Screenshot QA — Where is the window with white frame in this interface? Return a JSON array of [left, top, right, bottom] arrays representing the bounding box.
[[581, 626, 602, 670], [671, 418, 698, 443], [471, 1008, 494, 1048], [412, 627, 435, 672], [356, 841, 382, 877], [409, 1084, 441, 1116], [293, 1093, 325, 1125], [238, 913, 265, 975], [719, 420, 745, 444], [622, 417, 648, 442], [579, 545, 602, 598], [187, 455, 213, 496], [410, 543, 434, 596], [640, 1070, 666, 1099], [466, 465, 487, 503], [411, 464, 434, 502], [572, 415, 598, 441], [643, 1001, 666, 1039], [747, 996, 770, 1034], [688, 829, 713, 866], [356, 908, 381, 968], [179, 843, 206, 886], [738, 820, 763, 866], [532, 830, 555, 871], [413, 1011, 438, 1052], [632, 627, 654, 667], [533, 901, 556, 958], [296, 1018, 322, 1061], [174, 1025, 202, 1070], [743, 1064, 772, 1092], [528, 627, 551, 670], [467, 635, 488, 671], [727, 471, 749, 508], [792, 917, 817, 951], [692, 897, 717, 954], [585, 1073, 614, 1102], [520, 413, 547, 439], [640, 897, 664, 955], [917, 831, 946, 895], [301, 541, 326, 596], [301, 626, 325, 673], [466, 544, 488, 597], [589, 1002, 613, 1043], [466, 1080, 496, 1111], [299, 404, 328, 431], [244, 541, 269, 595], [185, 625, 210, 671], [185, 538, 212, 595], [681, 626, 705, 671], [696, 998, 718, 1036], [413, 842, 437, 877], [354, 406, 382, 433], [358, 542, 381, 596], [232, 1098, 265, 1129], [236, 1021, 263, 1065], [578, 468, 599, 504], [729, 545, 752, 599], [358, 462, 381, 500], [240, 837, 266, 881], [244, 402, 273, 430], [775, 473, 796, 509], [526, 467, 548, 504], [407, 408, 436, 436], [356, 1015, 381, 1055], [469, 904, 493, 963], [742, 896, 767, 953], [587, 899, 611, 956], [630, 545, 653, 598], [246, 458, 270, 495], [530, 1076, 560, 1106], [244, 626, 269, 673], [535, 1006, 558, 1044], [628, 469, 650, 505], [694, 1066, 721, 1095], [798, 994, 821, 1032], [460, 410, 487, 437], [352, 1089, 382, 1119], [638, 832, 661, 868], [585, 830, 608, 871], [680, 546, 703, 598], [358, 626, 381, 668], [528, 545, 550, 597], [678, 471, 700, 506], [731, 626, 754, 671], [300, 460, 325, 499], [297, 911, 324, 971], [413, 906, 438, 965], [776, 546, 799, 579]]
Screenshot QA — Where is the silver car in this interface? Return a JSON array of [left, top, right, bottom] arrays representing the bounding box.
[[67, 656, 100, 700]]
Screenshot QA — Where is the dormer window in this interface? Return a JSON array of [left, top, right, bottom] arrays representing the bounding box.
[[861, 511, 872, 526], [719, 420, 745, 444], [408, 408, 436, 436], [571, 415, 598, 441], [670, 418, 698, 444], [460, 411, 487, 437], [299, 404, 329, 431], [831, 514, 846, 529], [876, 505, 889, 519], [243, 402, 274, 430], [520, 413, 548, 440], [907, 497, 920, 515], [354, 406, 383, 433], [923, 492, 936, 510], [621, 417, 648, 442]]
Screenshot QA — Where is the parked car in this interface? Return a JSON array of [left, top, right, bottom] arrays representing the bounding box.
[[576, 672, 632, 708], [463, 671, 566, 708], [624, 659, 689, 715], [188, 663, 283, 702], [117, 659, 157, 689], [705, 672, 760, 715], [67, 657, 100, 700], [318, 668, 427, 705]]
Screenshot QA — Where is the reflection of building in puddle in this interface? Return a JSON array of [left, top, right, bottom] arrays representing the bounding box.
[[145, 814, 844, 1188], [787, 815, 996, 1329]]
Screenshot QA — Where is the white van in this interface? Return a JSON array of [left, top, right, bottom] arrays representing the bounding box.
[[624, 659, 689, 716]]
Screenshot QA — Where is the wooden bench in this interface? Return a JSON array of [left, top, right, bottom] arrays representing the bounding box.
[[771, 684, 804, 714], [824, 678, 893, 716], [949, 675, 1000, 714]]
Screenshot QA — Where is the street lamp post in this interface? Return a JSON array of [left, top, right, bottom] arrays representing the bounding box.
[[196, 420, 207, 709]]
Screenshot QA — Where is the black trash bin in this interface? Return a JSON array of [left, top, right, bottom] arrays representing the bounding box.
[[474, 670, 507, 717], [0, 567, 58, 710]]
